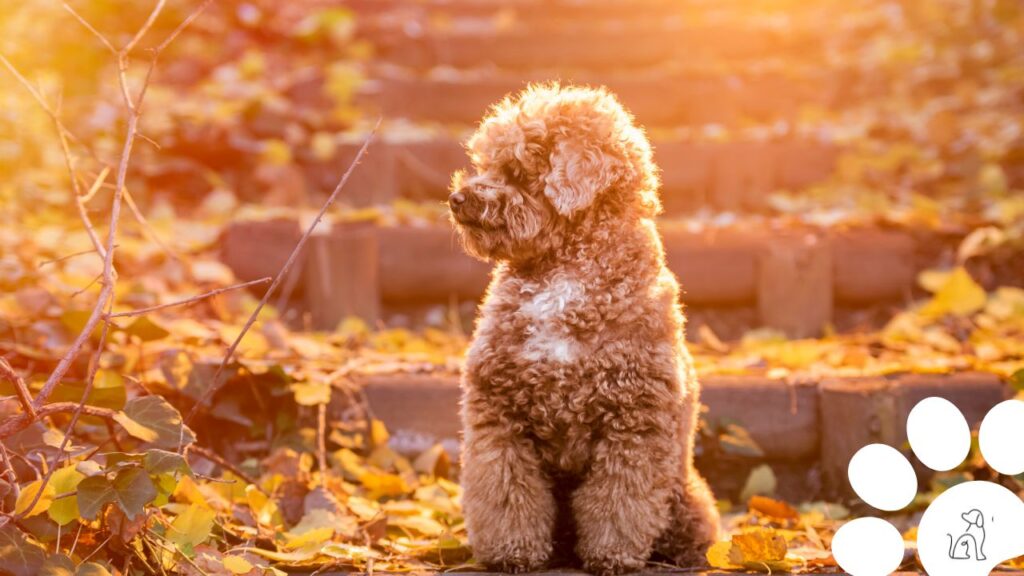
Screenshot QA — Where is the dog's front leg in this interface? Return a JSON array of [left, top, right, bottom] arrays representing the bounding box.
[[573, 430, 675, 575], [461, 425, 556, 572]]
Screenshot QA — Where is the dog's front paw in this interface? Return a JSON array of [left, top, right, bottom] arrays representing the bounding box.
[[579, 551, 646, 576], [475, 538, 552, 573]]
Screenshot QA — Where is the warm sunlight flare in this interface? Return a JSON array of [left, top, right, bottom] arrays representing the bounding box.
[[1, 1, 1023, 575]]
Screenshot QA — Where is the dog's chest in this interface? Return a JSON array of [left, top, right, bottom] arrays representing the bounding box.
[[509, 276, 586, 364]]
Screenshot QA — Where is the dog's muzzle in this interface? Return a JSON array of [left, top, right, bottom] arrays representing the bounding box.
[[449, 187, 481, 224]]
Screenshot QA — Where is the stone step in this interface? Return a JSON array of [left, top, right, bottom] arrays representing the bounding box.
[[221, 221, 918, 336], [350, 371, 1011, 500], [344, 0, 720, 20], [358, 71, 840, 126], [360, 24, 824, 70], [302, 135, 838, 213]]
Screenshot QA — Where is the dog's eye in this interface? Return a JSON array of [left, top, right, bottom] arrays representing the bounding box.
[[502, 164, 523, 184]]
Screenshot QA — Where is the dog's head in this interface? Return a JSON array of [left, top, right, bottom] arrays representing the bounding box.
[[962, 509, 984, 528], [448, 83, 661, 262]]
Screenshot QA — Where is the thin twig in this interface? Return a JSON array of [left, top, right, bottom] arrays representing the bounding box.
[[155, 0, 215, 53], [123, 0, 168, 55], [183, 119, 381, 433], [317, 402, 328, 485], [122, 177, 183, 264], [60, 2, 116, 54], [188, 445, 259, 488], [0, 358, 35, 419], [80, 167, 111, 204], [0, 401, 118, 439], [0, 54, 97, 162], [54, 94, 108, 261], [0, 442, 19, 504], [106, 277, 271, 319], [38, 247, 105, 269]]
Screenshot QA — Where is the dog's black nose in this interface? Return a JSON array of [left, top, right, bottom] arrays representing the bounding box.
[[448, 190, 467, 207]]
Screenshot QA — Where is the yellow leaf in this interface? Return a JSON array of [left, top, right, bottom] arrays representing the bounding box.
[[168, 503, 216, 549], [921, 267, 987, 318], [729, 529, 788, 563], [48, 466, 85, 526], [223, 555, 254, 574], [290, 381, 331, 406], [261, 139, 292, 166], [361, 471, 411, 499], [706, 540, 738, 569], [283, 526, 333, 549], [370, 419, 389, 447], [15, 478, 56, 518], [245, 484, 281, 526]]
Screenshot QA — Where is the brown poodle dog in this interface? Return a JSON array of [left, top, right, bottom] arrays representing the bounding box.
[[448, 83, 720, 575]]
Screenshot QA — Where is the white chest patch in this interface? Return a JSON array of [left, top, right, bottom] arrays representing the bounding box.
[[518, 278, 584, 364]]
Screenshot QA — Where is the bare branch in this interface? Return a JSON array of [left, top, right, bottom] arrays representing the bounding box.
[[0, 358, 35, 419], [156, 0, 215, 53], [60, 2, 116, 54], [183, 119, 382, 432], [0, 53, 99, 163], [0, 402, 118, 439], [122, 185, 183, 263], [188, 444, 259, 487], [56, 116, 109, 261], [38, 247, 102, 269], [317, 402, 328, 485], [123, 0, 168, 55], [80, 167, 111, 204], [106, 277, 271, 319]]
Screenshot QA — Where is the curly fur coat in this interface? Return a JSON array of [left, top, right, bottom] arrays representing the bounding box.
[[448, 83, 720, 575]]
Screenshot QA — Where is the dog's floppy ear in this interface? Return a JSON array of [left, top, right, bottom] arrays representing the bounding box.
[[544, 139, 619, 217]]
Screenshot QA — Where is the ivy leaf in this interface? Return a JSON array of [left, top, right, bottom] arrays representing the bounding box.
[[112, 412, 160, 443], [76, 476, 117, 521], [143, 449, 192, 477], [75, 563, 113, 576], [121, 396, 196, 449], [112, 467, 158, 520], [167, 504, 216, 551], [39, 554, 75, 576], [0, 524, 49, 576], [47, 466, 86, 526]]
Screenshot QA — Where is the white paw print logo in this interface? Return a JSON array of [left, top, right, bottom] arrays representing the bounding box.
[[832, 397, 1024, 576]]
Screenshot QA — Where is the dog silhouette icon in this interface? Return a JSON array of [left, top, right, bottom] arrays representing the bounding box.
[[948, 509, 987, 561]]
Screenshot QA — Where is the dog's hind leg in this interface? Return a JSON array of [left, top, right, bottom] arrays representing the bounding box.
[[654, 470, 721, 568]]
